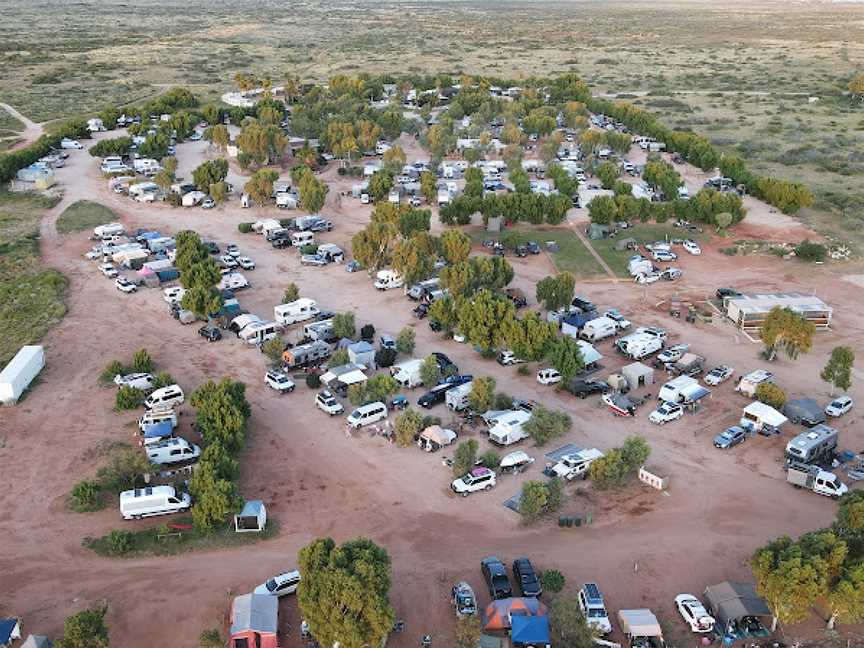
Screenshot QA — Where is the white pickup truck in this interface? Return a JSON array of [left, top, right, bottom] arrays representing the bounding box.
[[546, 448, 604, 481]]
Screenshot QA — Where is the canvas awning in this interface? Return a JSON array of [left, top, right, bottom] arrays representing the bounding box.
[[704, 582, 771, 627], [338, 369, 368, 386], [681, 384, 710, 403], [420, 425, 456, 446], [511, 615, 550, 646], [576, 340, 602, 365]]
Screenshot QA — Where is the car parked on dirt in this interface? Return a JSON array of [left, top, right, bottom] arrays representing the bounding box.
[[480, 556, 512, 600], [254, 570, 301, 597], [301, 254, 327, 266], [265, 370, 295, 393], [115, 277, 137, 292], [537, 368, 562, 385], [198, 325, 222, 342], [825, 395, 853, 418], [237, 256, 255, 270], [704, 365, 734, 386], [512, 558, 542, 597], [649, 401, 684, 425], [316, 390, 344, 415], [675, 594, 715, 633], [568, 380, 610, 399], [451, 467, 496, 497], [578, 583, 612, 635], [714, 425, 746, 449], [99, 263, 119, 278], [682, 240, 701, 255]]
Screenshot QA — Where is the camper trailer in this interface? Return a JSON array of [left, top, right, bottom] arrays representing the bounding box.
[[580, 316, 618, 342], [785, 424, 838, 465], [239, 321, 278, 346], [446, 381, 474, 411], [616, 333, 663, 360], [658, 376, 699, 404], [488, 410, 532, 446], [374, 269, 404, 290], [391, 359, 424, 388], [736, 370, 774, 397], [282, 340, 331, 368], [303, 319, 335, 342], [274, 298, 320, 326], [618, 609, 665, 648]]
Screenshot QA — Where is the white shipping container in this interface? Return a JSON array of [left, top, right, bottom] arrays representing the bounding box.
[[0, 345, 45, 404]]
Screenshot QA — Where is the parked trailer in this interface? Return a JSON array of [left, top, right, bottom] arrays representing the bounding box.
[[282, 340, 331, 368], [0, 345, 45, 404]]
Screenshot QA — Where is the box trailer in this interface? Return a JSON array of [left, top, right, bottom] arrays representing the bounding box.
[[618, 609, 665, 648], [282, 340, 331, 368], [735, 370, 774, 397], [0, 345, 45, 404], [580, 316, 618, 342]]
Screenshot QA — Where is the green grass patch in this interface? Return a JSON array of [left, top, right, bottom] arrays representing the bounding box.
[[590, 224, 708, 278], [83, 517, 280, 558], [0, 191, 68, 366], [57, 200, 118, 235], [0, 108, 25, 133], [472, 227, 606, 278]]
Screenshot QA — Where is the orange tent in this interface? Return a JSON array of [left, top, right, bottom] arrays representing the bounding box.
[[482, 597, 548, 632]]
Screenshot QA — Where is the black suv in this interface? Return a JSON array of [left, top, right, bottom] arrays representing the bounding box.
[[512, 558, 542, 597], [568, 380, 610, 399], [198, 325, 222, 342], [432, 352, 456, 373], [272, 237, 291, 249], [571, 295, 596, 312], [481, 556, 513, 600]]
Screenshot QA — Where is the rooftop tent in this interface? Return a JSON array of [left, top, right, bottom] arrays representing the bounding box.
[[576, 340, 602, 366], [703, 582, 771, 630], [622, 362, 654, 388], [234, 500, 267, 533], [483, 598, 548, 632], [511, 615, 550, 647]]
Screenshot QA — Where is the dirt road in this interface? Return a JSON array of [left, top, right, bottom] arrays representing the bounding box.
[[0, 102, 45, 151], [2, 131, 862, 646]]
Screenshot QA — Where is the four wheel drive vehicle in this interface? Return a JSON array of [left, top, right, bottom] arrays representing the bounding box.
[[99, 263, 119, 278], [826, 396, 853, 418], [120, 485, 191, 520], [660, 267, 682, 281], [254, 570, 301, 598], [144, 384, 185, 411], [265, 370, 296, 393], [526, 241, 541, 254], [163, 286, 185, 304], [146, 437, 201, 466], [432, 351, 457, 373], [652, 249, 678, 262], [571, 295, 596, 312], [512, 558, 542, 597], [316, 390, 344, 416], [497, 350, 525, 366], [220, 254, 238, 268], [452, 581, 477, 618], [682, 240, 701, 255], [346, 401, 388, 428], [272, 237, 292, 249], [648, 402, 684, 425], [654, 344, 689, 366], [198, 325, 222, 342], [379, 335, 396, 351], [568, 380, 610, 399], [674, 594, 715, 633], [635, 271, 662, 284], [236, 256, 255, 270], [504, 288, 527, 308], [604, 309, 631, 331], [713, 425, 747, 449], [115, 277, 137, 293], [225, 244, 240, 257], [787, 462, 848, 498], [452, 467, 497, 497], [301, 254, 328, 266], [704, 365, 734, 386], [480, 556, 513, 599], [537, 368, 562, 385], [579, 583, 612, 635], [114, 372, 156, 391], [546, 448, 604, 481]]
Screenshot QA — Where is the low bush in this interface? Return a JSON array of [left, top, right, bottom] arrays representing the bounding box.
[[756, 382, 787, 409], [69, 479, 103, 512], [131, 348, 154, 373], [794, 239, 827, 262], [100, 359, 125, 384], [115, 385, 145, 410], [107, 529, 133, 556], [480, 450, 500, 469], [306, 373, 321, 389], [541, 569, 566, 593], [238, 222, 253, 234]]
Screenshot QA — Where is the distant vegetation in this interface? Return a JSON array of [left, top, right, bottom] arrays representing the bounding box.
[[57, 200, 119, 234]]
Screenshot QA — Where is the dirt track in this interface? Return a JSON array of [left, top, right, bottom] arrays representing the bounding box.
[[2, 131, 863, 646], [0, 103, 44, 151]]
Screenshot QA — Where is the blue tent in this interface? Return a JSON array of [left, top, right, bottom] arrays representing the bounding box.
[[510, 615, 549, 647]]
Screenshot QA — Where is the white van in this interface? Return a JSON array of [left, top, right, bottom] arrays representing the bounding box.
[[119, 485, 191, 520], [144, 384, 185, 411], [374, 269, 403, 290], [274, 298, 320, 325], [138, 409, 178, 433], [291, 231, 315, 247], [580, 316, 618, 342], [239, 321, 278, 346], [146, 437, 201, 466], [94, 222, 125, 238], [346, 401, 388, 428]]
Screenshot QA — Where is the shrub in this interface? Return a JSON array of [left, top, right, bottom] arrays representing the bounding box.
[[590, 435, 651, 488], [329, 348, 350, 366], [519, 481, 549, 522], [360, 323, 376, 341], [152, 371, 175, 389], [755, 382, 787, 409], [262, 337, 286, 365], [333, 312, 356, 339], [199, 629, 223, 648], [306, 373, 321, 389], [541, 569, 566, 593], [395, 408, 423, 447], [480, 450, 500, 469], [70, 480, 102, 512], [165, 192, 182, 207], [493, 392, 513, 410], [452, 439, 479, 476], [794, 239, 827, 262], [115, 385, 145, 410], [96, 446, 152, 492], [100, 359, 125, 383], [517, 365, 530, 376], [375, 348, 397, 368], [282, 283, 300, 303], [720, 246, 738, 256], [107, 529, 133, 555], [238, 222, 253, 233], [524, 405, 572, 447], [396, 327, 416, 355], [131, 348, 154, 373]]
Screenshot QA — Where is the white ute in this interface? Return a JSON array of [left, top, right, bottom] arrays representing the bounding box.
[[547, 448, 604, 480]]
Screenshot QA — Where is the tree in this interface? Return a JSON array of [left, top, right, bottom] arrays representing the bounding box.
[[420, 171, 437, 204], [827, 560, 864, 628], [207, 124, 230, 151], [368, 170, 394, 202], [545, 336, 585, 382], [210, 181, 228, 204], [382, 145, 407, 174], [588, 195, 618, 225], [299, 172, 328, 214], [456, 289, 515, 351], [751, 536, 825, 630], [755, 382, 787, 410], [519, 480, 549, 521], [394, 408, 423, 447], [714, 211, 733, 234], [821, 346, 854, 395], [760, 307, 815, 362], [536, 272, 575, 312], [351, 221, 398, 270], [524, 405, 572, 447], [199, 629, 223, 648], [191, 378, 251, 452], [417, 356, 440, 389], [364, 374, 398, 403], [181, 284, 222, 319], [439, 229, 471, 266], [192, 159, 228, 190], [454, 615, 482, 648], [189, 463, 243, 530], [282, 283, 300, 303], [237, 121, 287, 166], [56, 607, 110, 648], [621, 435, 651, 467], [452, 439, 479, 476], [333, 312, 356, 339], [502, 311, 557, 361], [116, 385, 145, 410], [375, 348, 397, 368], [174, 230, 208, 274], [398, 208, 431, 238], [298, 537, 395, 648], [836, 491, 864, 540], [393, 232, 436, 285], [396, 327, 415, 355], [541, 569, 566, 593], [549, 595, 597, 648], [330, 348, 351, 367], [244, 169, 279, 205], [468, 376, 496, 413], [597, 161, 619, 190]]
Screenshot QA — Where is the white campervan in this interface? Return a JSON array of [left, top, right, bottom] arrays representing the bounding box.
[[374, 269, 403, 290], [138, 409, 178, 433], [143, 384, 185, 411], [580, 316, 618, 342], [119, 485, 191, 520], [291, 231, 315, 247], [346, 401, 388, 428], [239, 321, 278, 345], [274, 298, 320, 325], [146, 437, 201, 466]]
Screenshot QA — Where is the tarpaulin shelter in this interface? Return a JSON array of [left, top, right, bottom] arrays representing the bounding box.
[[511, 615, 550, 647], [483, 598, 547, 632], [703, 581, 771, 633], [230, 594, 278, 648]]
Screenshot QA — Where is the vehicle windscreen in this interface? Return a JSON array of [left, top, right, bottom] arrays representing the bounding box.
[[265, 578, 278, 592]]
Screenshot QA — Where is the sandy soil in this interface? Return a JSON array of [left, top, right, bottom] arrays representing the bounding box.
[[0, 103, 44, 151], [2, 131, 862, 646]]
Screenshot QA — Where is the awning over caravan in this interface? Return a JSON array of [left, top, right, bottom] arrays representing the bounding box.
[[681, 384, 710, 403]]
